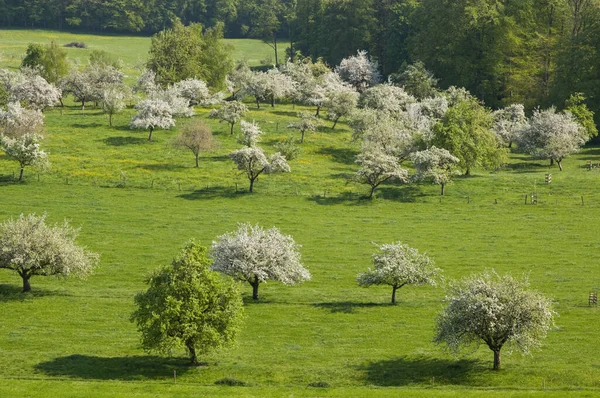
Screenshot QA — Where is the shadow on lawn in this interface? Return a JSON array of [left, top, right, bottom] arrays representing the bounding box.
[[307, 192, 368, 206], [316, 147, 358, 165], [358, 356, 479, 386], [178, 186, 243, 200], [101, 136, 147, 146], [35, 355, 193, 380], [313, 301, 391, 314], [0, 284, 68, 302]]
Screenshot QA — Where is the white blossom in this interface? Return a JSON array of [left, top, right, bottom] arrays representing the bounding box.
[[493, 104, 527, 147], [100, 85, 126, 127], [359, 84, 415, 115], [354, 147, 409, 198], [0, 133, 49, 180], [173, 78, 217, 106], [210, 223, 310, 300], [287, 111, 320, 143], [209, 100, 248, 135], [238, 120, 263, 147], [335, 50, 381, 92], [324, 83, 359, 129], [229, 146, 290, 193], [411, 146, 460, 195], [357, 241, 441, 304], [130, 99, 175, 141], [10, 73, 61, 111], [0, 101, 44, 137]]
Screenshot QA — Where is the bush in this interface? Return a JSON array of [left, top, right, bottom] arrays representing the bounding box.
[[307, 381, 330, 388], [64, 42, 87, 48], [214, 378, 247, 386], [274, 137, 301, 160]]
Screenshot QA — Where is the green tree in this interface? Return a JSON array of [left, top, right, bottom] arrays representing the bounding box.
[[21, 43, 46, 70], [432, 95, 506, 176], [565, 92, 597, 139], [131, 242, 244, 365]]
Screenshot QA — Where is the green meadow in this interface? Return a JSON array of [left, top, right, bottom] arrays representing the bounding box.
[[1, 30, 600, 397]]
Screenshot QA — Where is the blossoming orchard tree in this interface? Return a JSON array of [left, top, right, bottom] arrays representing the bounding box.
[[237, 120, 263, 147], [229, 146, 290, 193], [131, 242, 243, 365], [492, 103, 527, 148], [130, 99, 175, 142], [100, 85, 126, 127], [411, 146, 460, 195], [0, 101, 44, 137], [435, 271, 555, 370], [209, 100, 248, 135], [287, 111, 320, 143], [335, 50, 381, 93], [10, 72, 61, 111], [0, 213, 99, 292], [0, 133, 49, 181], [354, 147, 408, 199], [210, 224, 311, 300], [357, 242, 441, 304]]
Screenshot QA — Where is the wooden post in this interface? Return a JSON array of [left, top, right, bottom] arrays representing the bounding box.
[[236, 183, 238, 192], [66, 177, 69, 185], [467, 196, 470, 204], [582, 196, 584, 206], [174, 369, 176, 383], [525, 194, 527, 205], [151, 179, 154, 188]]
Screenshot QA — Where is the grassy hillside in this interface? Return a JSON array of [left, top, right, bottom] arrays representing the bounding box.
[[1, 30, 600, 397]]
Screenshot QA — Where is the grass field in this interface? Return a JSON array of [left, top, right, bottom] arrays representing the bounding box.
[[1, 30, 600, 397]]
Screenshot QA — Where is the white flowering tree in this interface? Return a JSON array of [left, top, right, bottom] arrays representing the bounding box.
[[226, 61, 253, 99], [209, 100, 248, 135], [359, 84, 415, 115], [135, 69, 159, 96], [517, 107, 587, 171], [335, 50, 381, 92], [172, 120, 218, 167], [10, 73, 61, 111], [434, 271, 555, 370], [173, 78, 213, 106], [210, 223, 311, 300], [0, 213, 99, 292], [229, 146, 290, 193], [130, 99, 175, 142], [130, 242, 243, 365], [493, 104, 527, 148], [357, 242, 441, 304], [0, 133, 49, 181], [354, 147, 409, 198], [411, 146, 460, 196], [237, 120, 263, 147], [61, 68, 96, 111], [0, 101, 44, 137], [325, 84, 359, 129], [241, 69, 296, 108], [100, 85, 126, 127], [287, 111, 320, 143]]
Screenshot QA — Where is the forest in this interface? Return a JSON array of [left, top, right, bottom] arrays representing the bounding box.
[[1, 0, 599, 125]]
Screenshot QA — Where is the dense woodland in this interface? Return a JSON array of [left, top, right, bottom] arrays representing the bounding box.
[[1, 0, 600, 123]]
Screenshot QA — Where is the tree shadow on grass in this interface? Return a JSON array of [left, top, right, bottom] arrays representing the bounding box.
[[272, 110, 299, 118], [505, 162, 551, 173], [313, 301, 392, 314], [316, 147, 359, 165], [307, 192, 370, 206], [0, 284, 69, 302], [376, 186, 421, 202], [35, 355, 193, 381], [358, 356, 479, 386], [178, 186, 244, 200], [135, 163, 186, 172], [71, 123, 104, 129], [101, 136, 148, 146]]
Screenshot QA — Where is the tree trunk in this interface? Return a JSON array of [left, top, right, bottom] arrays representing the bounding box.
[[18, 167, 24, 181], [251, 278, 260, 300], [81, 100, 85, 112], [230, 122, 235, 135], [271, 95, 275, 107], [369, 185, 376, 199], [558, 159, 563, 171], [315, 105, 321, 117], [441, 183, 445, 196], [186, 341, 197, 365], [148, 127, 154, 142], [109, 113, 113, 127], [465, 168, 471, 176], [550, 158, 554, 166], [301, 130, 305, 143], [21, 273, 31, 293], [249, 177, 255, 193], [195, 153, 199, 168], [273, 33, 278, 66], [256, 98, 260, 109], [332, 117, 339, 130], [391, 285, 398, 304], [493, 349, 501, 370]]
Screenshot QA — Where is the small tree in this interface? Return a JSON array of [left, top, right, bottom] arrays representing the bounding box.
[[229, 146, 290, 193], [0, 101, 44, 137], [210, 223, 310, 300], [565, 93, 597, 139], [391, 61, 439, 100], [100, 85, 126, 127], [335, 50, 381, 93], [130, 99, 175, 142], [325, 85, 359, 129], [172, 120, 217, 167], [434, 271, 555, 370], [237, 120, 263, 147], [354, 148, 408, 199], [131, 242, 243, 365], [492, 104, 527, 148], [0, 213, 99, 292], [411, 146, 460, 196], [287, 111, 320, 143], [357, 242, 441, 304], [0, 133, 49, 181], [10, 73, 61, 111], [209, 100, 248, 135]]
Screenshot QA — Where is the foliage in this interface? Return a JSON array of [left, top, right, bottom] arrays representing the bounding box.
[[0, 133, 49, 181], [100, 86, 126, 127], [354, 147, 408, 199], [517, 107, 587, 171], [9, 71, 60, 111], [228, 146, 290, 193], [21, 42, 68, 84], [172, 120, 218, 168], [411, 146, 460, 196], [359, 84, 415, 115], [274, 137, 300, 160], [432, 97, 506, 175], [324, 84, 359, 129], [335, 50, 381, 93], [565, 93, 597, 139], [210, 223, 310, 300], [434, 271, 555, 370], [0, 101, 44, 137], [0, 213, 98, 292], [130, 100, 175, 142], [357, 241, 441, 304], [130, 242, 243, 365], [209, 100, 248, 135], [492, 104, 527, 148], [173, 78, 213, 107], [237, 120, 263, 147], [391, 61, 439, 100]]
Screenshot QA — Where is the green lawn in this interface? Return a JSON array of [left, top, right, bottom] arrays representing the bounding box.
[[1, 30, 600, 397]]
